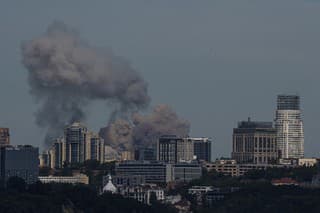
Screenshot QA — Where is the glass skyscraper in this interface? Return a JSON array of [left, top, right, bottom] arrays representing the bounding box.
[[275, 95, 304, 159]]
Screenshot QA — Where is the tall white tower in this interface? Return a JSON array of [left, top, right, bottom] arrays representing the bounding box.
[[275, 95, 304, 159]]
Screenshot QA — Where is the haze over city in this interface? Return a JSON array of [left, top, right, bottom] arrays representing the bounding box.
[[1, 0, 320, 158]]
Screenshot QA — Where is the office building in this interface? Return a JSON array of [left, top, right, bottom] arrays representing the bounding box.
[[275, 95, 304, 158], [38, 174, 89, 184], [173, 163, 202, 182], [157, 135, 194, 163], [232, 118, 278, 164], [192, 137, 212, 162], [0, 145, 39, 184], [0, 128, 10, 147], [115, 161, 173, 184], [135, 147, 157, 161]]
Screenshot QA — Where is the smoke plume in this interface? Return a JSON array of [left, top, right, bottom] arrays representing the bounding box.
[[100, 104, 190, 151], [21, 21, 150, 145]]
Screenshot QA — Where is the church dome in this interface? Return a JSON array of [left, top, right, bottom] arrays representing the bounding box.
[[103, 174, 117, 194]]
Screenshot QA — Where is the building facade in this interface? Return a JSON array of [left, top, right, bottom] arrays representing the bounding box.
[[38, 174, 89, 184], [204, 160, 294, 177], [119, 184, 165, 205], [232, 119, 278, 164], [173, 163, 202, 182], [85, 132, 104, 163], [104, 175, 145, 187], [46, 123, 105, 168], [115, 161, 172, 184], [192, 137, 212, 162], [157, 136, 194, 164], [135, 147, 157, 161], [0, 128, 10, 147], [275, 95, 304, 159], [65, 122, 88, 164], [0, 145, 39, 184], [49, 138, 66, 169]]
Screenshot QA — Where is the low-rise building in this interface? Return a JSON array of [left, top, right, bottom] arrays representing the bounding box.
[[298, 158, 317, 167], [205, 160, 294, 177], [119, 184, 165, 205], [38, 174, 89, 185], [173, 163, 202, 182], [115, 161, 173, 184], [188, 186, 240, 206], [0, 145, 39, 184], [103, 175, 145, 187]]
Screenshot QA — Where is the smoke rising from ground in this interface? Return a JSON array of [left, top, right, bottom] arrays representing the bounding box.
[[100, 104, 190, 151], [21, 21, 150, 145]]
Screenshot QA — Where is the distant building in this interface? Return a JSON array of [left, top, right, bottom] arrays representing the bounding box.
[[85, 132, 104, 163], [45, 123, 105, 168], [119, 184, 165, 205], [275, 95, 304, 158], [0, 145, 39, 184], [298, 158, 317, 167], [135, 147, 157, 161], [192, 137, 212, 162], [232, 118, 278, 164], [115, 161, 172, 184], [173, 163, 202, 182], [0, 128, 10, 147], [39, 174, 89, 185], [120, 151, 134, 161], [188, 186, 240, 206], [64, 122, 88, 164], [157, 136, 194, 163], [103, 175, 145, 187], [48, 137, 66, 169], [39, 151, 50, 168], [204, 160, 293, 177], [102, 174, 117, 194]]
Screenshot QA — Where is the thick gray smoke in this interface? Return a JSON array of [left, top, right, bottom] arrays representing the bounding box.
[[100, 104, 190, 152], [21, 21, 150, 145]]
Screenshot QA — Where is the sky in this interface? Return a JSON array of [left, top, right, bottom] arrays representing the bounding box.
[[0, 0, 320, 158]]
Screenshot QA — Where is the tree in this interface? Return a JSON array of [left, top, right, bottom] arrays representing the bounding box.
[[6, 177, 26, 192]]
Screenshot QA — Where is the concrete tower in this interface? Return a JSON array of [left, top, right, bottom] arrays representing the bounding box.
[[275, 95, 304, 159]]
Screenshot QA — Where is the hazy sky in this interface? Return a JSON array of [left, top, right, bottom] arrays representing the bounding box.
[[1, 0, 320, 158]]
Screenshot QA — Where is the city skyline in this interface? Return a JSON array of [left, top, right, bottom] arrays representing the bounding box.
[[0, 1, 320, 158]]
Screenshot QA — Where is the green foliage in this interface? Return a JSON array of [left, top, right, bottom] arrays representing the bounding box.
[[6, 177, 26, 193], [0, 182, 177, 213], [243, 166, 318, 182], [39, 166, 52, 176]]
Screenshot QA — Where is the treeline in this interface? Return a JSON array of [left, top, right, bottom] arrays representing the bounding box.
[[0, 177, 177, 213], [180, 166, 320, 213], [199, 183, 320, 213]]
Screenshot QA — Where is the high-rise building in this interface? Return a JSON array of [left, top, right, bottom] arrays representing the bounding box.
[[0, 145, 39, 184], [0, 128, 10, 147], [85, 132, 104, 163], [134, 147, 157, 161], [231, 118, 278, 164], [48, 138, 66, 169], [64, 122, 88, 164], [157, 135, 194, 164], [275, 95, 304, 159], [192, 137, 212, 162]]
